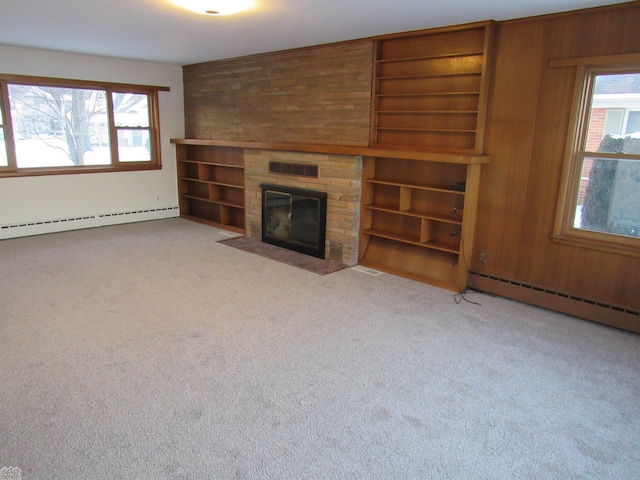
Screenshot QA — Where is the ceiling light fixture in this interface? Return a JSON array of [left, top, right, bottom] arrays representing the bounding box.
[[171, 0, 255, 16]]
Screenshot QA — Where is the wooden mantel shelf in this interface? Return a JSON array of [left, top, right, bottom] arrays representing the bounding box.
[[170, 138, 489, 165]]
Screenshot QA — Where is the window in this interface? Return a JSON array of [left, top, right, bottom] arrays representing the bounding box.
[[0, 74, 168, 177], [553, 58, 640, 257]]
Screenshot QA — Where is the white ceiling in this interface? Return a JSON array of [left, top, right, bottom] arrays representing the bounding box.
[[0, 0, 630, 66]]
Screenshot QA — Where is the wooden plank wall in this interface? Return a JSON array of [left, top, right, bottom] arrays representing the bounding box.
[[473, 2, 640, 312]]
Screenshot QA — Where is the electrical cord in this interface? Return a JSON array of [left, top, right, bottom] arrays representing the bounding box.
[[454, 289, 482, 305]]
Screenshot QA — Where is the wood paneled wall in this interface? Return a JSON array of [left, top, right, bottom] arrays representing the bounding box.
[[473, 2, 640, 312]]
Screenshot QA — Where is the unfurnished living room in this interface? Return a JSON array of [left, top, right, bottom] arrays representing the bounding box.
[[1, 0, 639, 478]]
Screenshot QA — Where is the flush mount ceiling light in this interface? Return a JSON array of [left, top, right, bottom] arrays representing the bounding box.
[[171, 0, 255, 15]]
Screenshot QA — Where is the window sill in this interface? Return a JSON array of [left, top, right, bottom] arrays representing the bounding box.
[[0, 164, 161, 178], [551, 233, 640, 258]]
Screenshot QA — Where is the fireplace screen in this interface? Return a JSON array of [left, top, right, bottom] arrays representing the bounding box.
[[261, 183, 327, 258]]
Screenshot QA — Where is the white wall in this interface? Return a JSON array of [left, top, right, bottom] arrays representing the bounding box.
[[0, 45, 184, 239]]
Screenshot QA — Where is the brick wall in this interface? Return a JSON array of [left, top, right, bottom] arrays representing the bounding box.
[[183, 41, 373, 146], [244, 149, 362, 265], [586, 108, 606, 151]]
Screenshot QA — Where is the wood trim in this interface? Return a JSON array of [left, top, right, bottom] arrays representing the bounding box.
[[0, 73, 170, 92], [457, 163, 482, 290], [551, 233, 640, 258], [0, 164, 161, 178], [0, 81, 17, 170], [372, 20, 496, 42], [148, 90, 163, 169], [474, 21, 496, 153], [106, 87, 120, 166], [170, 138, 490, 165], [550, 52, 640, 68], [501, 0, 640, 27], [370, 40, 380, 147], [553, 65, 587, 236]]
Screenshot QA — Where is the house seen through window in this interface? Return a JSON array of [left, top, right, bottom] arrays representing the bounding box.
[[577, 72, 640, 237]]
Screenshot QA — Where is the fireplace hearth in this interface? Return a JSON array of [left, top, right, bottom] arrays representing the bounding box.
[[261, 183, 327, 259]]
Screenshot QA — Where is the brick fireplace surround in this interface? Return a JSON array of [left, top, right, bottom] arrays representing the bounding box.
[[244, 149, 362, 265]]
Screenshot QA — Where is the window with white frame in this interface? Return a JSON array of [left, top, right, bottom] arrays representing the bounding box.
[[553, 59, 640, 257], [0, 74, 168, 177]]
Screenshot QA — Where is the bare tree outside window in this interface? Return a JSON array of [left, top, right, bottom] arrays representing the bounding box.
[[0, 74, 164, 177], [8, 85, 110, 167]]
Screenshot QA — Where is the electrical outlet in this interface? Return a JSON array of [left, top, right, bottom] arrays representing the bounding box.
[[478, 250, 487, 264], [156, 195, 160, 201]]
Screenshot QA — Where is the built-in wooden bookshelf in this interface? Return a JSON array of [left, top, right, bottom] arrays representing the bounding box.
[[371, 21, 493, 153], [359, 155, 484, 292], [173, 140, 245, 233], [360, 22, 493, 291], [171, 135, 486, 291]]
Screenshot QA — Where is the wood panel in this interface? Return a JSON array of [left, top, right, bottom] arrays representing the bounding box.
[[473, 2, 640, 310], [474, 20, 545, 276]]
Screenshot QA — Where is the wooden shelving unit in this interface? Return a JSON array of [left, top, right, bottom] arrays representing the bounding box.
[[171, 127, 487, 290], [174, 141, 245, 233], [359, 22, 493, 291], [371, 22, 493, 153], [359, 154, 483, 292]]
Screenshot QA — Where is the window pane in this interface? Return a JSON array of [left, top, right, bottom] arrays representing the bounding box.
[[577, 72, 640, 239], [576, 156, 640, 237], [117, 129, 151, 162], [0, 129, 7, 167], [587, 73, 640, 151], [626, 111, 640, 135], [113, 93, 149, 127], [8, 85, 111, 167]]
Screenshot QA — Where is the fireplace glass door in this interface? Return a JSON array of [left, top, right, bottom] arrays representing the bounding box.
[[261, 184, 327, 258]]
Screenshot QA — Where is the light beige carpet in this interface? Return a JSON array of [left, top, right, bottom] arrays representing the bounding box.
[[1, 218, 639, 479]]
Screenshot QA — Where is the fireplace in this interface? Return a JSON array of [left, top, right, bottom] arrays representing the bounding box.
[[261, 183, 327, 259]]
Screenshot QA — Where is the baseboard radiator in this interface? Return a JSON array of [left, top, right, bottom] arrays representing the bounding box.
[[0, 206, 179, 240], [468, 271, 640, 334]]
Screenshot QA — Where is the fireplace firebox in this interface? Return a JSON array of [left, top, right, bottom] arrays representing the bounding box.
[[261, 183, 327, 259]]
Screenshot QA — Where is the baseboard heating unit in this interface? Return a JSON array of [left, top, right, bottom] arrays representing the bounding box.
[[1, 206, 179, 240], [468, 271, 639, 333]]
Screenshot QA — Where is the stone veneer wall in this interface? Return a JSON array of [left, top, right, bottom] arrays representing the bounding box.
[[244, 149, 362, 265], [182, 41, 373, 146]]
